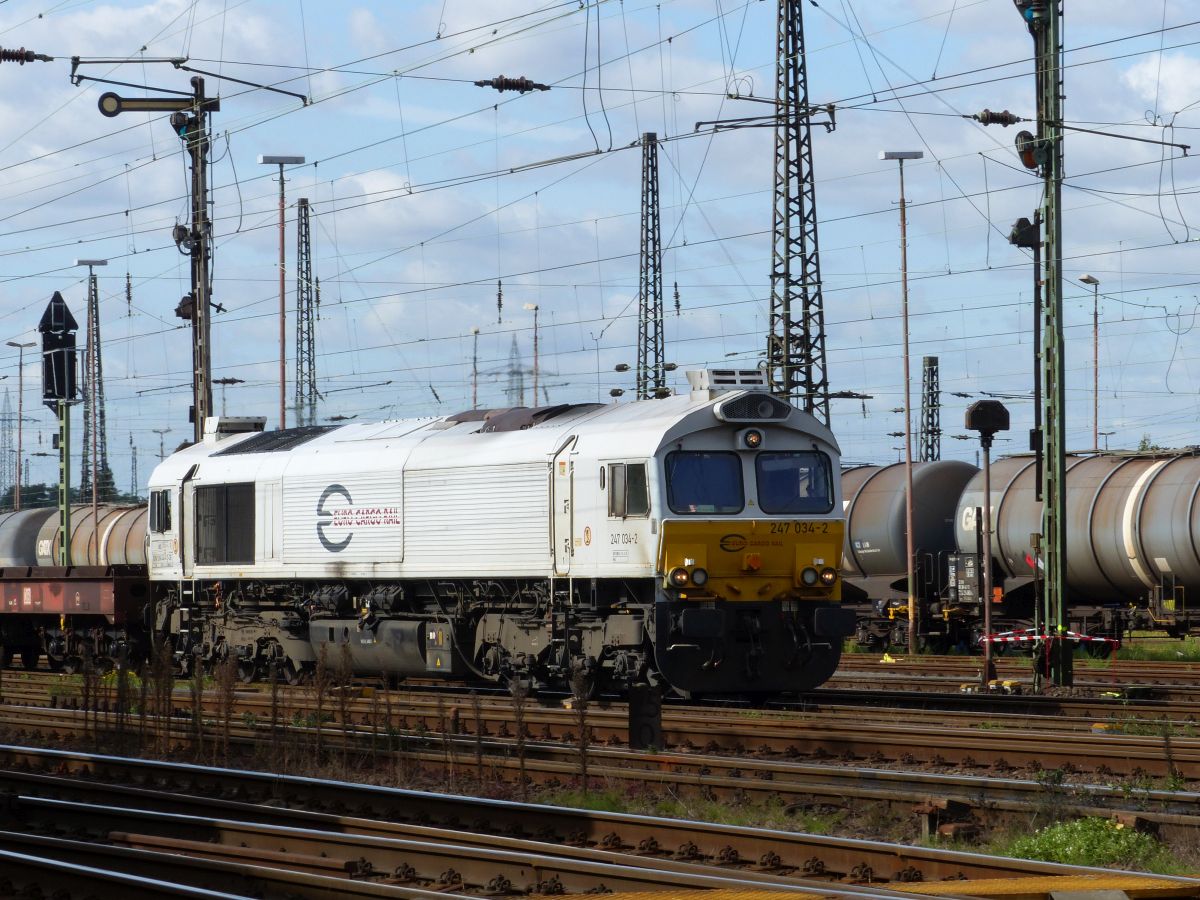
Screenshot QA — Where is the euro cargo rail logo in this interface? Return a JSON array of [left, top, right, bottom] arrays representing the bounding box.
[[316, 484, 402, 552], [720, 534, 748, 552], [317, 484, 354, 552]]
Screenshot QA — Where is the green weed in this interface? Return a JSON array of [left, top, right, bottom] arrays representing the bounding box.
[[1001, 817, 1174, 870]]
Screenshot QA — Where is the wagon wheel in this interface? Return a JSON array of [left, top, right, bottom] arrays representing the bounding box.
[[46, 654, 65, 673], [20, 649, 39, 670]]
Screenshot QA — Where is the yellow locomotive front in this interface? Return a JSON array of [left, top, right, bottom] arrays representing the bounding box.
[[650, 406, 851, 697]]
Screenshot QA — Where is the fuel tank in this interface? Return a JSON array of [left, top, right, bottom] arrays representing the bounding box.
[[954, 454, 1200, 603], [34, 504, 148, 567], [0, 508, 56, 566], [842, 461, 978, 577]]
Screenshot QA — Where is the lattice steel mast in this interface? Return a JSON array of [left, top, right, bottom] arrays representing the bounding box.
[[767, 0, 832, 422], [79, 271, 112, 501], [919, 355, 941, 462], [0, 391, 12, 506], [295, 197, 319, 427], [637, 133, 666, 400]]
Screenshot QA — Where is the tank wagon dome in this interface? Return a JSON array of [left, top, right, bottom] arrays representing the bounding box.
[[842, 460, 978, 578], [955, 452, 1200, 604]]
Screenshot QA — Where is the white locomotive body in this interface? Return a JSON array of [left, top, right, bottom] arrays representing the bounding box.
[[148, 371, 850, 695]]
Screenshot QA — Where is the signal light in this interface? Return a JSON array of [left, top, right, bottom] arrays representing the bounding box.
[[819, 567, 837, 586], [800, 567, 819, 586], [669, 567, 690, 587], [1015, 130, 1038, 170]]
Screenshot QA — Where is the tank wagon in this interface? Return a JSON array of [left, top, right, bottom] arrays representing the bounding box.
[[841, 461, 977, 649], [146, 370, 853, 697], [0, 504, 149, 671], [842, 452, 1200, 650]]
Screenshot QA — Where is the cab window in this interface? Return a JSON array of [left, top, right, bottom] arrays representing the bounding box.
[[149, 490, 172, 533], [608, 462, 650, 517], [756, 451, 834, 514], [665, 451, 744, 514]]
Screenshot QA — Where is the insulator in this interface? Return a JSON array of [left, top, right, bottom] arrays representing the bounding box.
[[474, 75, 550, 94], [972, 108, 1021, 127], [0, 47, 51, 65]]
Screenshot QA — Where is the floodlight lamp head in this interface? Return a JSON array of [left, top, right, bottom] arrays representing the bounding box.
[[74, 259, 107, 267], [1079, 274, 1100, 286], [258, 154, 305, 165], [878, 150, 923, 161]]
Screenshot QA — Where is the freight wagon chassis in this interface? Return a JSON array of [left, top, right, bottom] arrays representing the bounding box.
[[0, 565, 149, 673]]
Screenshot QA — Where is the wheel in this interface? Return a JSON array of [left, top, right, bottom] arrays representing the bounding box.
[[1, 648, 13, 668], [20, 649, 39, 670], [238, 661, 256, 684], [1084, 639, 1114, 659], [62, 656, 82, 675], [46, 655, 65, 672]]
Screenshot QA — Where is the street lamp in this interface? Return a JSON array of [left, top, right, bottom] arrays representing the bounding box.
[[6, 341, 34, 510], [966, 399, 1010, 688], [1078, 274, 1100, 451], [259, 154, 305, 431], [523, 303, 539, 406], [1100, 430, 1115, 452], [880, 149, 923, 654]]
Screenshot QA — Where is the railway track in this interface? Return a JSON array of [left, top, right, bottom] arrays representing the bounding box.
[[2, 744, 1198, 890], [829, 654, 1200, 698], [3, 674, 1196, 780], [1, 692, 1199, 845]]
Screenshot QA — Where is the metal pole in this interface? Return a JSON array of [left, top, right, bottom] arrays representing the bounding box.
[[1092, 281, 1099, 452], [277, 163, 286, 431], [981, 439, 995, 684], [899, 157, 917, 655], [58, 399, 70, 567], [11, 345, 25, 511], [88, 269, 98, 548], [471, 328, 480, 410], [14, 350, 21, 512]]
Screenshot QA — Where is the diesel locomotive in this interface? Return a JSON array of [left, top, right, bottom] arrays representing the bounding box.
[[143, 369, 853, 697]]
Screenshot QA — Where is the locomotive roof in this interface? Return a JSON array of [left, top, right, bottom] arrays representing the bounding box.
[[147, 390, 838, 487]]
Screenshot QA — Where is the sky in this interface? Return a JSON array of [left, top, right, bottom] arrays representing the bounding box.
[[1, 0, 1199, 493]]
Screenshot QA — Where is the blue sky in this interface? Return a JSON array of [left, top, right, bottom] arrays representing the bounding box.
[[1, 1, 1198, 491]]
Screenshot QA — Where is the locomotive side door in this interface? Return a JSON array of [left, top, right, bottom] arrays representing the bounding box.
[[552, 437, 576, 576]]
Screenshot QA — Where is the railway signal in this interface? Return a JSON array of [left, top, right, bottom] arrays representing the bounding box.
[[965, 400, 1010, 687], [38, 292, 79, 566]]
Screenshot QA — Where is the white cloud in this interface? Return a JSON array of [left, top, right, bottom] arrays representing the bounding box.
[[1122, 53, 1200, 119]]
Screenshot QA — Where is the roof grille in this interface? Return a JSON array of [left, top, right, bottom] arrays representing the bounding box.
[[213, 424, 336, 456], [685, 368, 768, 392], [714, 392, 793, 423]]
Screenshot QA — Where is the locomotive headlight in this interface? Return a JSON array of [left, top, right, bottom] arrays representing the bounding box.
[[669, 567, 690, 587], [691, 567, 709, 587], [800, 567, 819, 586], [819, 567, 837, 586], [742, 428, 763, 449]]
